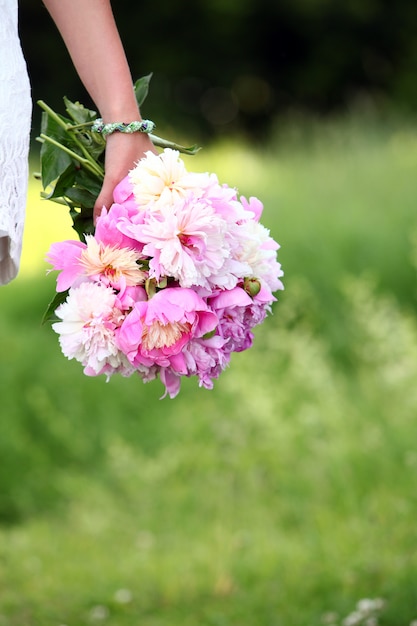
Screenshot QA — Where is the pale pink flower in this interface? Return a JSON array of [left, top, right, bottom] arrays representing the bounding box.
[[52, 282, 130, 378], [240, 195, 264, 221], [125, 195, 230, 289], [79, 235, 147, 289], [203, 184, 244, 222]]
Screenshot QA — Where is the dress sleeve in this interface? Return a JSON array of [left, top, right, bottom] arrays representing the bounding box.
[[0, 0, 32, 284]]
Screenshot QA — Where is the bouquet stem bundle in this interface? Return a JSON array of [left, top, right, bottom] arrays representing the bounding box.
[[37, 74, 199, 241]]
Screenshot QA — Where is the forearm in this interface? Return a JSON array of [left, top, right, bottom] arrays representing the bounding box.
[[42, 0, 141, 122]]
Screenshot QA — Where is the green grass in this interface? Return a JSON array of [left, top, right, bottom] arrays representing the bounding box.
[[1, 112, 417, 625]]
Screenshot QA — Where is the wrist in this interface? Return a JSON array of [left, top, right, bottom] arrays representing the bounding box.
[[101, 110, 142, 124], [99, 97, 141, 124]]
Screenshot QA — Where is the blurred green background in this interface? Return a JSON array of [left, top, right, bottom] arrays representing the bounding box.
[[1, 2, 417, 625]]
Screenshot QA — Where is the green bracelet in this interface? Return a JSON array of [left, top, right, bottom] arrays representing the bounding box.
[[91, 118, 155, 137]]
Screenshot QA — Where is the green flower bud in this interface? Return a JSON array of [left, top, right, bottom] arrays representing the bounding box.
[[145, 278, 157, 298], [244, 277, 261, 297]]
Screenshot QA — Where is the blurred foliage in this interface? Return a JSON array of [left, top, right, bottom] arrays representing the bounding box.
[[19, 0, 417, 145], [2, 250, 417, 623], [2, 114, 417, 624]]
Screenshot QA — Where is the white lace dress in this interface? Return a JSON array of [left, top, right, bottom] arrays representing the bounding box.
[[0, 0, 32, 284]]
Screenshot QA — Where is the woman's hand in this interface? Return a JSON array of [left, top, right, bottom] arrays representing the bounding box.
[[93, 131, 157, 224]]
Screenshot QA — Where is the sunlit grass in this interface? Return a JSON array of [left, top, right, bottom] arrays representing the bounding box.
[[21, 169, 75, 277]]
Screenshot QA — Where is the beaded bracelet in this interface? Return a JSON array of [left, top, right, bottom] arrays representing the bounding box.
[[91, 118, 155, 137]]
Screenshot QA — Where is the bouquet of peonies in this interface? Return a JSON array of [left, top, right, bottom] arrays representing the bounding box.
[[38, 78, 283, 398]]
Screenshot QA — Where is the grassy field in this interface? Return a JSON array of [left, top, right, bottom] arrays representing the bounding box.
[[1, 112, 417, 625]]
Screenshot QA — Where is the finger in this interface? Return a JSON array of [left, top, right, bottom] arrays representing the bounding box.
[[93, 175, 116, 223], [93, 192, 111, 225]]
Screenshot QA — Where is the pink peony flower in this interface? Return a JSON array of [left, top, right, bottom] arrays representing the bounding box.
[[115, 285, 148, 311], [159, 367, 182, 399], [210, 286, 270, 353], [46, 239, 86, 292], [112, 174, 135, 204], [95, 204, 143, 251], [79, 235, 147, 290], [159, 333, 231, 398], [47, 234, 148, 293], [117, 287, 218, 369], [184, 334, 231, 388]]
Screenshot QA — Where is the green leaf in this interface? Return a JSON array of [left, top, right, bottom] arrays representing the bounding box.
[[42, 289, 69, 324], [70, 209, 94, 242], [40, 139, 73, 189], [44, 164, 77, 200], [74, 168, 103, 197], [150, 134, 201, 155], [40, 192, 74, 210], [40, 107, 72, 136], [64, 97, 97, 125], [39, 112, 74, 188], [64, 187, 97, 208], [134, 73, 153, 108], [74, 132, 105, 164]]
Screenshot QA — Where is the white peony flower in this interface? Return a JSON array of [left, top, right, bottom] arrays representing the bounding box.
[[52, 282, 129, 377], [233, 219, 284, 292], [128, 148, 212, 209]]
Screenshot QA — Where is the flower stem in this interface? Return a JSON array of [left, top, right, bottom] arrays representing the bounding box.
[[149, 134, 201, 155], [39, 133, 104, 179], [37, 100, 69, 130], [38, 99, 105, 177]]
